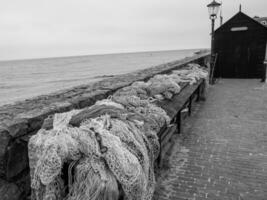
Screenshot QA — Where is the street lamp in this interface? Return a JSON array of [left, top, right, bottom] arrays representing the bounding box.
[[207, 0, 221, 20], [207, 0, 221, 84]]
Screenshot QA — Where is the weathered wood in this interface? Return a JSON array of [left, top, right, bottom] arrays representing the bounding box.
[[161, 125, 177, 148], [176, 111, 182, 134], [157, 79, 205, 166], [159, 141, 172, 168], [157, 80, 203, 119], [214, 12, 267, 78]]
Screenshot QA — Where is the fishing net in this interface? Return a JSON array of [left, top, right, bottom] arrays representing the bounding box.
[[147, 74, 181, 98], [172, 63, 208, 85], [29, 64, 208, 200], [69, 105, 127, 127], [29, 105, 165, 200], [81, 116, 151, 200], [114, 85, 149, 100], [95, 99, 125, 109], [66, 156, 119, 200]]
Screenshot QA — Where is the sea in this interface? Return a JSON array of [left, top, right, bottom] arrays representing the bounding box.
[[0, 49, 200, 106]]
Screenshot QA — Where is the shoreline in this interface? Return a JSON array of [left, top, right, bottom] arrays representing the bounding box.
[[0, 48, 206, 63]]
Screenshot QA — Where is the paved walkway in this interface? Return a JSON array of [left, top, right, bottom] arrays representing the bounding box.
[[154, 79, 267, 200]]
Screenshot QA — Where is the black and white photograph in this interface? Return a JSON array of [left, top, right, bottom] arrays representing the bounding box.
[[0, 1, 266, 199]]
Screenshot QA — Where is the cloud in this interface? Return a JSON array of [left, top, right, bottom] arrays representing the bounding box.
[[0, 0, 266, 60]]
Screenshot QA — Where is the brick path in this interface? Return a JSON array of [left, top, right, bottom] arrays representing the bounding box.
[[154, 79, 267, 200]]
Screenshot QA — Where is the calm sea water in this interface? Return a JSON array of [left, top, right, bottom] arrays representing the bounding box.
[[0, 49, 199, 106]]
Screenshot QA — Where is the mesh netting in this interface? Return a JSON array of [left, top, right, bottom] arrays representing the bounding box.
[[28, 64, 208, 200]]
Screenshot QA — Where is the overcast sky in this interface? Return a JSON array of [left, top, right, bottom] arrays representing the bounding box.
[[0, 0, 266, 60]]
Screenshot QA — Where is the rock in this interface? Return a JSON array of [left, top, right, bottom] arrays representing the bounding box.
[[16, 109, 50, 133], [69, 94, 95, 109], [49, 101, 74, 113], [0, 179, 21, 200], [89, 90, 111, 102], [6, 139, 28, 180], [15, 172, 31, 198], [41, 115, 54, 130], [0, 127, 11, 177], [6, 119, 28, 138], [16, 102, 74, 134], [69, 90, 110, 109]]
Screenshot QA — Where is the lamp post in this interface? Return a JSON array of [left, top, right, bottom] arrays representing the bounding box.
[[262, 42, 267, 82], [207, 0, 221, 84]]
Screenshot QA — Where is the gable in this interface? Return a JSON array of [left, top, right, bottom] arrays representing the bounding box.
[[215, 12, 267, 34]]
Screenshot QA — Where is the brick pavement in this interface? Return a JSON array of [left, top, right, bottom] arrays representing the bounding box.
[[154, 79, 267, 200]]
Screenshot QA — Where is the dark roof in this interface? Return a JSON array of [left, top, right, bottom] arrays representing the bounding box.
[[254, 17, 267, 27], [215, 11, 267, 33]]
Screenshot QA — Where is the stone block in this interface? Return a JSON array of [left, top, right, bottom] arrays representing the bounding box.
[[41, 115, 54, 130], [49, 101, 74, 113], [69, 90, 110, 109], [71, 94, 95, 109], [16, 109, 50, 133], [6, 139, 29, 180], [15, 171, 31, 198], [0, 127, 11, 177], [0, 179, 21, 200], [15, 102, 74, 134], [6, 118, 28, 138], [89, 89, 111, 101]]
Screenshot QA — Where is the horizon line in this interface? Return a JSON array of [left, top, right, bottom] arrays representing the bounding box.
[[0, 47, 209, 62]]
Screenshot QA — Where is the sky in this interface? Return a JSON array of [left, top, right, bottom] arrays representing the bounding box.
[[0, 0, 266, 60]]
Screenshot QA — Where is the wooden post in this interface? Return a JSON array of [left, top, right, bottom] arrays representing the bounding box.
[[188, 96, 192, 116], [176, 111, 181, 134], [209, 18, 215, 84], [220, 1, 223, 26], [263, 61, 267, 83], [196, 85, 201, 102], [262, 43, 267, 82]]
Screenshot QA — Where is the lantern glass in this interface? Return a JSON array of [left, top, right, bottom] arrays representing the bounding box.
[[207, 0, 221, 18]]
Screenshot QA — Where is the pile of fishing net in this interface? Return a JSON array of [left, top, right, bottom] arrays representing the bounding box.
[[172, 63, 208, 85], [29, 99, 168, 200], [28, 64, 207, 200], [114, 63, 208, 101]]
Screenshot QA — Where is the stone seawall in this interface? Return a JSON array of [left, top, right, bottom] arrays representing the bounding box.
[[0, 52, 210, 199]]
